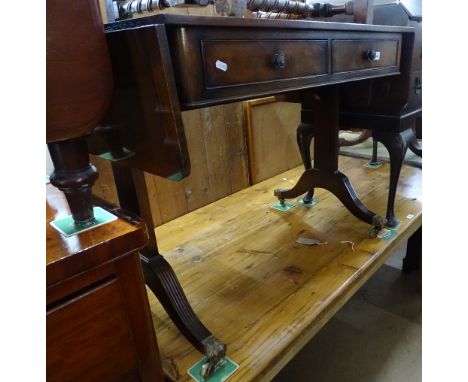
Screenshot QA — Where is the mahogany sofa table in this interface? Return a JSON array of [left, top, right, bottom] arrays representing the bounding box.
[[88, 14, 416, 370]]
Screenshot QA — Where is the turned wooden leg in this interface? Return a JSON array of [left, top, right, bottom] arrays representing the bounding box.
[[296, 123, 315, 203], [275, 86, 386, 228], [111, 163, 226, 377], [48, 137, 98, 225], [373, 129, 411, 228], [403, 226, 422, 274]]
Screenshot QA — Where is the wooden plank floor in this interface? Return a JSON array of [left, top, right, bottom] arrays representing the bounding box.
[[147, 156, 422, 382]]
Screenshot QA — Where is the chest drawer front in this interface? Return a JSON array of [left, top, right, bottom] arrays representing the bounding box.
[[202, 39, 328, 89], [47, 279, 139, 381], [332, 39, 399, 73]]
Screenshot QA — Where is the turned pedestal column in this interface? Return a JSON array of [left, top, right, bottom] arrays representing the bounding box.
[[46, 0, 112, 224]]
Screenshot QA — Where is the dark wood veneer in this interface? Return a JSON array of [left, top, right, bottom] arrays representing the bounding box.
[[46, 185, 164, 382], [201, 39, 329, 88], [47, 0, 113, 225], [331, 39, 399, 73]]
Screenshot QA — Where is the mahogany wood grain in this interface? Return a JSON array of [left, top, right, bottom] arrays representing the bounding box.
[[46, 184, 164, 382], [93, 14, 412, 184], [47, 0, 113, 225], [331, 38, 399, 73], [46, 184, 146, 285], [46, 0, 112, 143], [168, 27, 406, 108], [202, 39, 328, 88], [89, 24, 190, 178]]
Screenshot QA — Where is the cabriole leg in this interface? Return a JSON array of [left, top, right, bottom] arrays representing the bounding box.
[[296, 122, 315, 204], [374, 129, 411, 227]]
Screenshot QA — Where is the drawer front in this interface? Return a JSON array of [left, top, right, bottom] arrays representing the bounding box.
[[202, 40, 328, 89], [47, 279, 139, 381], [332, 39, 399, 73]]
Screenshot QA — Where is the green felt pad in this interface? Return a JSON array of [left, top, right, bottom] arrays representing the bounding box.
[[298, 198, 319, 207], [97, 147, 135, 161], [168, 171, 184, 182], [271, 201, 296, 211], [188, 357, 239, 382], [364, 161, 382, 169], [50, 207, 117, 237]]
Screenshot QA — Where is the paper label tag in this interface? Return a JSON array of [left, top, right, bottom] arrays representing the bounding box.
[[296, 237, 321, 246], [188, 357, 239, 382], [375, 51, 381, 60], [215, 60, 228, 72]]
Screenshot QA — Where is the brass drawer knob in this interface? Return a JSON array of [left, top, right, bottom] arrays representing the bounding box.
[[273, 52, 286, 69]]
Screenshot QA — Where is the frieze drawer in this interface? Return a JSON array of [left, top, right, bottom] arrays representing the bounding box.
[[202, 39, 328, 89], [332, 39, 400, 73]]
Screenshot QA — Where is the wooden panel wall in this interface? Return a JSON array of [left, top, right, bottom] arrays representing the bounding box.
[[92, 104, 249, 226], [244, 98, 303, 184]]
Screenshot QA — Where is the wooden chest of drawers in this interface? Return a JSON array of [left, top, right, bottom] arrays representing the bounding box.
[[46, 185, 164, 382]]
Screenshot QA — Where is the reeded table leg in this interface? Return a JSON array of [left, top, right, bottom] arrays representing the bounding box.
[[111, 163, 225, 378], [276, 86, 386, 229], [140, 254, 225, 366]]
